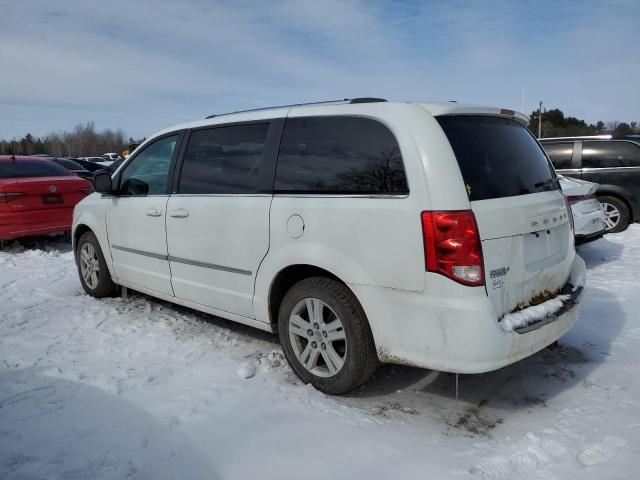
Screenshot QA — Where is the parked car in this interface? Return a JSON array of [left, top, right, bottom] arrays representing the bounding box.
[[78, 156, 113, 167], [540, 137, 640, 233], [107, 157, 124, 173], [73, 158, 109, 174], [72, 99, 586, 394], [559, 176, 606, 244], [0, 156, 92, 243], [49, 157, 93, 180], [102, 153, 122, 163]]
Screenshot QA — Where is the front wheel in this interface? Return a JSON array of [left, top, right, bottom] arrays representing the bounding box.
[[278, 277, 377, 394], [76, 231, 118, 297]]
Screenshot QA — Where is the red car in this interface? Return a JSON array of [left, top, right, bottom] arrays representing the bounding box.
[[0, 156, 92, 241]]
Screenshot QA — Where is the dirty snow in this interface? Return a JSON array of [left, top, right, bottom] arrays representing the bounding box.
[[499, 293, 571, 332], [1, 227, 639, 479], [500, 255, 587, 333]]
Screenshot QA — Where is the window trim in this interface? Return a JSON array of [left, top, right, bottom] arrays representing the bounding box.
[[113, 130, 186, 197], [171, 119, 285, 195], [273, 114, 410, 196], [540, 141, 575, 171]]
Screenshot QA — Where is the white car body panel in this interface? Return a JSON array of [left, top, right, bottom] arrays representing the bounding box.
[[472, 191, 573, 318], [165, 194, 271, 319], [559, 175, 607, 239], [72, 196, 114, 277], [73, 101, 586, 374], [106, 196, 173, 296]]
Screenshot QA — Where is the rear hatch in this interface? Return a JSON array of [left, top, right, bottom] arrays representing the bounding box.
[[436, 115, 574, 319], [0, 176, 91, 212]]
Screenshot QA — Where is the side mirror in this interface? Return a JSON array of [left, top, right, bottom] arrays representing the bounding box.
[[93, 172, 114, 194]]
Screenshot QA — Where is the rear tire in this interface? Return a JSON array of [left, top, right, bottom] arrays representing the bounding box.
[[598, 195, 629, 233], [278, 276, 377, 394], [75, 231, 118, 298]]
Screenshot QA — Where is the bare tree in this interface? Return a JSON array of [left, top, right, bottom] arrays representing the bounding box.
[[0, 122, 130, 156]]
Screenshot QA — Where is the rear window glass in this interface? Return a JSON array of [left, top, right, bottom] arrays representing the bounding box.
[[0, 160, 73, 179], [582, 141, 640, 168], [436, 116, 557, 201], [275, 116, 408, 194], [541, 142, 574, 169], [54, 159, 86, 171]]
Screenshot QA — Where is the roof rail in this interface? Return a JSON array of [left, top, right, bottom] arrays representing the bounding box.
[[205, 97, 387, 119]]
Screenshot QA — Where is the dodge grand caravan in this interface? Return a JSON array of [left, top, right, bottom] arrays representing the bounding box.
[[73, 99, 586, 394]]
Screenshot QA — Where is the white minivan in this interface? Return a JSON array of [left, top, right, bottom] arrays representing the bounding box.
[[73, 99, 586, 394]]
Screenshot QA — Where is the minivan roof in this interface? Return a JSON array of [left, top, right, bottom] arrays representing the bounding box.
[[416, 102, 529, 126], [151, 100, 530, 139]]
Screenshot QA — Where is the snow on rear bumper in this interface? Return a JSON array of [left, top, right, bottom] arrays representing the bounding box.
[[349, 255, 586, 374], [499, 255, 586, 333]]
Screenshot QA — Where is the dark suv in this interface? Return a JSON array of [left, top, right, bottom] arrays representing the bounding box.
[[540, 137, 640, 232]]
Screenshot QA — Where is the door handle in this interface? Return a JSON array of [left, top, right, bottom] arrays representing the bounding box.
[[145, 207, 162, 217], [169, 209, 190, 218]]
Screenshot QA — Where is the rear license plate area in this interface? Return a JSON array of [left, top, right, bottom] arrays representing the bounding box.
[[524, 225, 569, 269], [41, 193, 63, 205]]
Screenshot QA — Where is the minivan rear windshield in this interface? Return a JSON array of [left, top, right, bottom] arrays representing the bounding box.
[[0, 160, 73, 179], [436, 116, 557, 201]]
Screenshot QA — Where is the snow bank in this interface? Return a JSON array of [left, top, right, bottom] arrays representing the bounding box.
[[1, 232, 638, 479]]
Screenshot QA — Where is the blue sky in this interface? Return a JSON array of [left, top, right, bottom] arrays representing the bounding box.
[[0, 0, 638, 139]]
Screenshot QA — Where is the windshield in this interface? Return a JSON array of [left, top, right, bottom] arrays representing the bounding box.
[[436, 115, 557, 201]]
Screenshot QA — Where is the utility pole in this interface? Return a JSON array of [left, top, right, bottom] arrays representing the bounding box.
[[538, 101, 543, 138]]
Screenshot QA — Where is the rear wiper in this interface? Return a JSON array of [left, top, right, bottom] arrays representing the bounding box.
[[534, 178, 558, 192]]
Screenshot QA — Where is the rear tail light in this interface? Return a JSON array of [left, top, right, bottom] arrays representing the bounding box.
[[568, 193, 595, 205], [78, 187, 93, 195], [421, 210, 484, 286], [563, 195, 575, 234], [500, 108, 515, 116], [0, 192, 25, 202]]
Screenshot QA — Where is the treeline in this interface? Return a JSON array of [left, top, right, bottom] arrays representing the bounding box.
[[1, 109, 638, 157], [528, 108, 639, 138], [0, 122, 134, 157]]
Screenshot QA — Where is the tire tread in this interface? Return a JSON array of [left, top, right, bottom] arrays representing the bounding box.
[[278, 276, 377, 394]]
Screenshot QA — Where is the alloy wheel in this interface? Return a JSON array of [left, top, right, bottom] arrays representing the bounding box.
[[601, 202, 621, 231], [79, 242, 100, 289], [288, 298, 347, 377]]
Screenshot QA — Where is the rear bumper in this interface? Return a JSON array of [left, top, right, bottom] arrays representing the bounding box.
[[573, 209, 606, 238], [349, 255, 586, 374], [0, 208, 73, 240], [575, 230, 605, 245], [510, 284, 584, 334]]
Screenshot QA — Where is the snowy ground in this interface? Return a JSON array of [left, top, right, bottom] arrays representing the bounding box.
[[1, 228, 638, 480]]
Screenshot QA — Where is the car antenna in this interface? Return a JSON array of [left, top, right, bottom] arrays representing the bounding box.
[[9, 146, 16, 161]]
